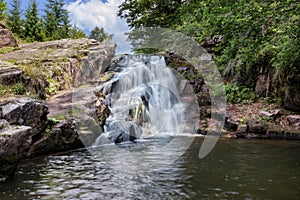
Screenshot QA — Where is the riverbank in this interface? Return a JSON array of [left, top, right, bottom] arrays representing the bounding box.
[[221, 100, 300, 139]]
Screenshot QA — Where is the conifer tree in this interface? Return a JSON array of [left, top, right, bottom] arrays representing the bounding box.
[[8, 0, 22, 36], [24, 0, 43, 41], [44, 0, 70, 40]]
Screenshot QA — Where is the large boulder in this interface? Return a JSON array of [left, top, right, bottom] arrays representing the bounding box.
[[0, 22, 18, 48], [27, 120, 84, 158], [0, 98, 48, 134], [0, 126, 32, 181]]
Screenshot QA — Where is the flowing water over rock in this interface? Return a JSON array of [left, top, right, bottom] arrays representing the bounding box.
[[94, 55, 193, 145]]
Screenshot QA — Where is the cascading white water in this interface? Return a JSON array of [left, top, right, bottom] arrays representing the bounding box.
[[95, 54, 184, 144]]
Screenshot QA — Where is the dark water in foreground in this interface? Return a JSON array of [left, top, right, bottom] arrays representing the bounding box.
[[0, 137, 299, 200]]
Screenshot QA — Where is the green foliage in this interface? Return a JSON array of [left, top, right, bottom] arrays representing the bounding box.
[[12, 82, 25, 95], [89, 26, 112, 42], [44, 0, 70, 40], [5, 0, 78, 42], [263, 97, 282, 104], [261, 116, 274, 126], [0, 84, 7, 95], [7, 0, 22, 36], [0, 46, 16, 54], [45, 75, 59, 95], [225, 83, 256, 104], [46, 117, 61, 132], [118, 0, 182, 29], [48, 117, 61, 124], [0, 82, 25, 96], [239, 117, 248, 125], [0, 0, 6, 20], [119, 0, 300, 101], [69, 25, 87, 39], [24, 0, 44, 42]]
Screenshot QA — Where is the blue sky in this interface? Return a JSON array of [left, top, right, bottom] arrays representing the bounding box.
[[4, 0, 129, 35]]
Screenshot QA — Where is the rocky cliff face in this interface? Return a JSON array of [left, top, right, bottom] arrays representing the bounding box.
[[0, 38, 116, 181], [1, 38, 116, 99]]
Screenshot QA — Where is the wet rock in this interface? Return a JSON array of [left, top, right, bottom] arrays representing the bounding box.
[[224, 117, 238, 132], [0, 126, 32, 181], [113, 132, 138, 144], [77, 115, 104, 147], [248, 121, 267, 134], [27, 120, 84, 158], [0, 98, 48, 134], [94, 90, 111, 127], [0, 22, 18, 48], [235, 124, 251, 138], [267, 129, 285, 140], [283, 130, 300, 140]]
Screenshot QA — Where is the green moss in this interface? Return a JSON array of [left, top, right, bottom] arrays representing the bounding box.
[[0, 46, 19, 54]]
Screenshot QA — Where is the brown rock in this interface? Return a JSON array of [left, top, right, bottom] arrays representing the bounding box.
[[0, 22, 18, 48]]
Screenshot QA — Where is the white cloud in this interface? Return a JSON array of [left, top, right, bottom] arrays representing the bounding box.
[[65, 0, 129, 35]]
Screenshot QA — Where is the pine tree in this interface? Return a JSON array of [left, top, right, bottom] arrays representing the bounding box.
[[44, 0, 70, 40], [24, 0, 43, 41], [8, 0, 22, 36]]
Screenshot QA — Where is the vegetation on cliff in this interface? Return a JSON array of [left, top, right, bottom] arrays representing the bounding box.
[[118, 0, 300, 110]]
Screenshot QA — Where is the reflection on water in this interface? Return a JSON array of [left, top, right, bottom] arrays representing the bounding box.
[[0, 138, 299, 199]]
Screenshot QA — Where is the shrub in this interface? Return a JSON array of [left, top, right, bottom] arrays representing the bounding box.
[[225, 83, 256, 104]]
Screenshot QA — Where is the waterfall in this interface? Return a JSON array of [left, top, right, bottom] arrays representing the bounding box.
[[95, 54, 184, 145]]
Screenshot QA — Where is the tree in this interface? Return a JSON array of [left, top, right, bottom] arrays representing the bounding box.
[[69, 24, 87, 39], [24, 0, 43, 41], [44, 0, 70, 40], [118, 0, 182, 29], [0, 0, 7, 21], [89, 26, 112, 42], [8, 0, 22, 36], [118, 0, 300, 102]]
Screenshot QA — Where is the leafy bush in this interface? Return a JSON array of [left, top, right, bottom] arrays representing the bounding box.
[[225, 83, 256, 104]]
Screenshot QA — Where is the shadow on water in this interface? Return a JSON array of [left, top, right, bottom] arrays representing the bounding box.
[[0, 137, 299, 200]]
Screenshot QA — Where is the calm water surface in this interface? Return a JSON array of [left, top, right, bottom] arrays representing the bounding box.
[[0, 137, 299, 200]]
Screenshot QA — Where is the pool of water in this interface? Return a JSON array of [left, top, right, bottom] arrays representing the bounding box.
[[0, 137, 299, 199]]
